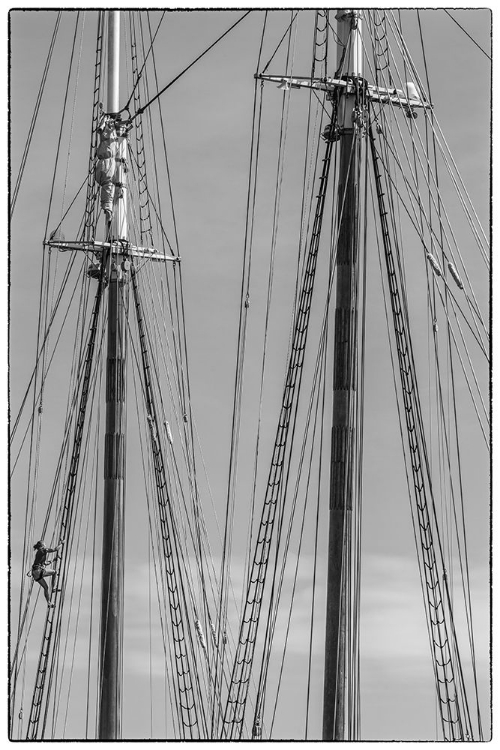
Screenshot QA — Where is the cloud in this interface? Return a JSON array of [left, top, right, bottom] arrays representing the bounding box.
[[12, 543, 490, 740], [360, 553, 490, 669]]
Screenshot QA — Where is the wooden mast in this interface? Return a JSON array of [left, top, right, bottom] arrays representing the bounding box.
[[323, 9, 363, 741], [98, 10, 128, 739]]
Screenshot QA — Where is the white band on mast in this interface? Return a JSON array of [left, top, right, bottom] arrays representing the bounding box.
[[336, 10, 363, 77], [106, 11, 127, 241], [107, 11, 120, 114]]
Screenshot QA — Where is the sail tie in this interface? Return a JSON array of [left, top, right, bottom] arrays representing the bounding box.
[[426, 251, 442, 277], [447, 261, 464, 290], [194, 618, 208, 657], [164, 421, 174, 445]]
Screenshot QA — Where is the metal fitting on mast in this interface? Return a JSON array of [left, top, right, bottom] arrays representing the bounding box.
[[334, 11, 364, 133], [335, 9, 361, 27]]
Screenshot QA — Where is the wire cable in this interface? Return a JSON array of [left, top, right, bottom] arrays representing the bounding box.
[[126, 11, 252, 120]]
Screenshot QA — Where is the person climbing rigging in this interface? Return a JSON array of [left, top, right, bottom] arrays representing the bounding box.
[[31, 538, 65, 607]]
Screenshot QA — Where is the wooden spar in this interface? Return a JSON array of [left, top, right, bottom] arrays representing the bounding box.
[[323, 9, 363, 741], [98, 10, 128, 739]]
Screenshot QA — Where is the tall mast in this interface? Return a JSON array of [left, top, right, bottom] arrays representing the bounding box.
[[251, 8, 431, 741], [98, 9, 128, 739], [323, 9, 363, 741]]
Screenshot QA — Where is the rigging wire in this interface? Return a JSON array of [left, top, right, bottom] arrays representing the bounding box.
[[368, 81, 489, 347], [261, 94, 365, 739], [260, 11, 299, 74], [369, 132, 489, 356], [265, 302, 331, 737], [252, 15, 347, 737], [137, 15, 207, 608], [370, 118, 491, 379], [363, 10, 489, 283], [11, 274, 103, 702], [345, 121, 370, 741], [122, 23, 203, 592], [10, 11, 62, 217], [221, 119, 337, 741], [212, 12, 269, 738], [12, 12, 90, 722], [121, 11, 227, 658], [124, 10, 252, 121], [126, 264, 191, 738], [444, 10, 491, 61], [243, 1, 298, 680], [384, 11, 489, 266], [58, 12, 85, 226], [130, 361, 182, 737], [84, 361, 102, 738], [130, 267, 207, 738], [52, 354, 103, 736], [428, 324, 485, 738], [417, 11, 486, 717], [267, 337, 327, 738], [304, 346, 327, 739], [82, 11, 105, 243], [10, 209, 93, 457], [369, 157, 448, 737], [123, 10, 166, 114], [119, 154, 225, 704], [370, 124, 475, 740], [121, 21, 209, 651], [128, 262, 226, 683], [10, 255, 81, 464], [15, 153, 106, 736], [23, 264, 106, 739], [249, 14, 307, 729]]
